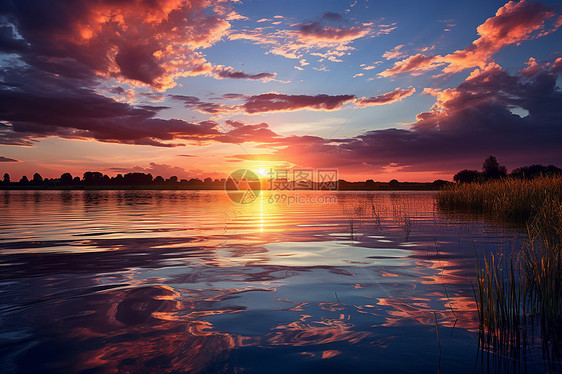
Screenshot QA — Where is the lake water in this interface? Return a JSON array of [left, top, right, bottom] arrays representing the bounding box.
[[0, 190, 555, 373]]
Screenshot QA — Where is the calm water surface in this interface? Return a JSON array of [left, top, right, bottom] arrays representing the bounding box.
[[0, 190, 552, 373]]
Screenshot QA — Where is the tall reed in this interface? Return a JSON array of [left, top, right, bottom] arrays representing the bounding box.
[[438, 177, 562, 364]]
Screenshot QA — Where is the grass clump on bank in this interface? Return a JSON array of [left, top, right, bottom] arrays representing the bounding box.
[[437, 176, 562, 236]]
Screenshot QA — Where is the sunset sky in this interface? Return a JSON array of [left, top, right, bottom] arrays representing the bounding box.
[[0, 0, 561, 181]]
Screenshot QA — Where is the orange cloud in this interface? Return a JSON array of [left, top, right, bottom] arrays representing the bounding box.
[[379, 54, 442, 77], [519, 57, 541, 77], [380, 0, 559, 77], [382, 44, 407, 60]]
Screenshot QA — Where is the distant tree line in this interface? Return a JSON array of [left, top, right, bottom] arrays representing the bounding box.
[[453, 156, 562, 183], [0, 170, 451, 190], [337, 179, 450, 190], [0, 171, 226, 189]]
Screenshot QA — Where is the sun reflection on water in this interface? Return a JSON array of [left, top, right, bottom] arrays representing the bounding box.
[[0, 190, 535, 373]]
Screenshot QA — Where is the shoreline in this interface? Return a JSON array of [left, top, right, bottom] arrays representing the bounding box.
[[0, 185, 443, 191]]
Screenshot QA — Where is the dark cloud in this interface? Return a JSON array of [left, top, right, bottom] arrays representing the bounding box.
[[170, 95, 238, 114], [214, 67, 276, 81], [0, 0, 274, 90], [215, 122, 280, 144], [0, 122, 35, 146], [115, 44, 165, 85], [242, 93, 356, 113], [172, 93, 357, 114], [0, 66, 283, 147], [298, 22, 370, 41], [220, 93, 248, 100], [0, 24, 28, 53], [0, 0, 283, 149], [172, 90, 414, 114], [181, 93, 358, 115], [274, 63, 562, 173], [0, 156, 20, 162], [295, 11, 371, 42], [357, 88, 416, 106], [322, 12, 343, 22]]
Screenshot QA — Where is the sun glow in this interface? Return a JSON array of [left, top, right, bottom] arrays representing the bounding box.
[[255, 167, 268, 177]]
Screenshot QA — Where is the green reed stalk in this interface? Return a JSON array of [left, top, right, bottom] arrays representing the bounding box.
[[438, 177, 562, 341]]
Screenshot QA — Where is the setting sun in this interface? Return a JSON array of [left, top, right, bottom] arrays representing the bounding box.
[[255, 167, 268, 177]]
